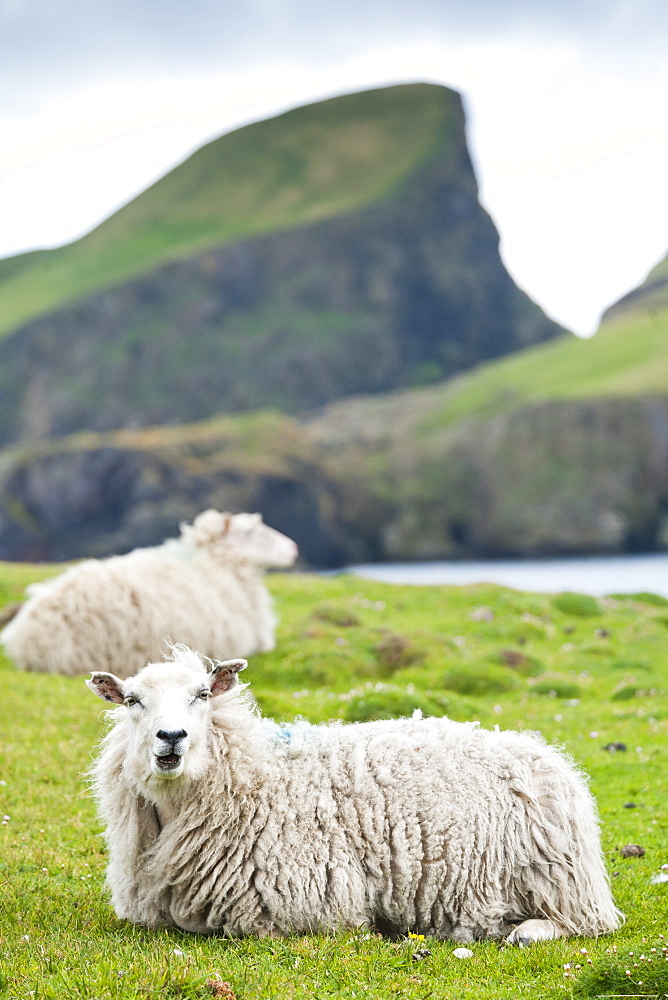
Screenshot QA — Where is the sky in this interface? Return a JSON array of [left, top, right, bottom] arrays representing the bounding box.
[[1, 1, 667, 336]]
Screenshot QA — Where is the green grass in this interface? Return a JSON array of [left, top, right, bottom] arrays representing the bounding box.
[[304, 303, 668, 503], [409, 305, 668, 437], [0, 84, 459, 339], [1, 564, 667, 998]]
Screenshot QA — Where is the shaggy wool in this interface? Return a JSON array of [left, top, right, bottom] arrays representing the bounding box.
[[2, 511, 297, 677], [88, 648, 623, 940]]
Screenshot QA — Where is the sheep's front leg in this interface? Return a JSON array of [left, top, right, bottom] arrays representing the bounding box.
[[505, 919, 563, 946]]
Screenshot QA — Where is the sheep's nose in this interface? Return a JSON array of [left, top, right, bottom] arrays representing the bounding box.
[[156, 729, 187, 744]]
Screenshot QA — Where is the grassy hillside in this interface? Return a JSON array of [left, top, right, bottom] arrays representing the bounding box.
[[304, 304, 668, 558], [0, 83, 459, 338], [1, 303, 667, 564], [308, 304, 668, 445], [603, 251, 668, 321], [1, 564, 667, 998]]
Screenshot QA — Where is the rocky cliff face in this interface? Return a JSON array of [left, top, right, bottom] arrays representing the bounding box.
[[2, 394, 668, 566], [0, 414, 383, 566], [2, 83, 660, 568], [0, 102, 562, 445]]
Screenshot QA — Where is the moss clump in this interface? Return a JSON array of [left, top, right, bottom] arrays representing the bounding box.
[[611, 683, 660, 701], [342, 685, 469, 722], [496, 648, 544, 676], [532, 678, 582, 699], [610, 591, 668, 607], [374, 633, 425, 672], [552, 592, 602, 617], [311, 603, 360, 628], [441, 664, 519, 697]]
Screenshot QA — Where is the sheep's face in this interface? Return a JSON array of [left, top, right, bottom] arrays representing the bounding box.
[[87, 651, 246, 789], [184, 510, 298, 568], [227, 513, 298, 568]]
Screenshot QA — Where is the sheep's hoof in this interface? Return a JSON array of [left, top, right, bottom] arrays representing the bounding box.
[[505, 919, 562, 947]]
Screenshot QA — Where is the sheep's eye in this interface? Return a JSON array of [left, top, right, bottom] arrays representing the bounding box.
[[124, 696, 139, 707], [197, 690, 210, 701]]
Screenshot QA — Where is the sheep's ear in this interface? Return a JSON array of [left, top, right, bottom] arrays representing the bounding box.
[[219, 512, 233, 534], [86, 672, 126, 704], [208, 658, 247, 695]]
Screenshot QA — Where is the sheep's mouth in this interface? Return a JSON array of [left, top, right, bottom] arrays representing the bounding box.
[[155, 753, 182, 771]]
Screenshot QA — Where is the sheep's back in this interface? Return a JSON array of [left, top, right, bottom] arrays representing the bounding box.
[[2, 548, 273, 676], [179, 715, 601, 934]]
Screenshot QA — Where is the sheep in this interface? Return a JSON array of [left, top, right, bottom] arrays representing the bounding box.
[[86, 645, 622, 943], [2, 511, 298, 678]]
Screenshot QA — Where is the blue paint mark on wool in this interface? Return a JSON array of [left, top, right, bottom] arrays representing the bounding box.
[[263, 719, 318, 754]]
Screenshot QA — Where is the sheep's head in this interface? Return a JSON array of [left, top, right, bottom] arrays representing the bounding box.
[[87, 647, 247, 789], [182, 510, 298, 568]]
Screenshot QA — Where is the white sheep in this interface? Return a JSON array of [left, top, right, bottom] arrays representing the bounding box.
[[2, 511, 298, 678], [87, 645, 622, 943]]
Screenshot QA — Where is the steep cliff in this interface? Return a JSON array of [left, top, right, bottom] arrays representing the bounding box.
[[2, 305, 668, 566], [0, 83, 562, 444]]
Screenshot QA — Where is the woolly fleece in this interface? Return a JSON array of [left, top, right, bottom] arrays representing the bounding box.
[[2, 510, 297, 677], [88, 647, 622, 940]]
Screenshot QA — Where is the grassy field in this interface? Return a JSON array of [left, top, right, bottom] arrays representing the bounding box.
[[0, 563, 667, 999]]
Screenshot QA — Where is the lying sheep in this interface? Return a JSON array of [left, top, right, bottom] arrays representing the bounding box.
[[87, 645, 622, 942], [2, 511, 297, 678]]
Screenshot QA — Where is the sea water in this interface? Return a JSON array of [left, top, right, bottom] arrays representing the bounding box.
[[346, 552, 668, 598]]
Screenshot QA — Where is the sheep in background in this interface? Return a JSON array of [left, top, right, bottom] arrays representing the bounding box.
[[87, 645, 622, 943], [2, 511, 298, 678]]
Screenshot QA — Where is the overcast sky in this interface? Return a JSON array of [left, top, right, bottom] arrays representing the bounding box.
[[2, 0, 667, 335]]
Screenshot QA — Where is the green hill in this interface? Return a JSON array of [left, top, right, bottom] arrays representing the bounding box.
[[1, 299, 666, 564], [0, 82, 562, 445], [307, 300, 668, 558], [602, 250, 668, 321], [344, 297, 668, 435], [0, 81, 664, 565], [0, 84, 457, 338]]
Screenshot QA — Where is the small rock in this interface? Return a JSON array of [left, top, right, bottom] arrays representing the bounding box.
[[453, 947, 473, 959], [602, 741, 627, 752], [620, 844, 645, 857], [623, 802, 637, 809], [470, 606, 494, 622], [650, 873, 668, 885], [411, 949, 432, 961]]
